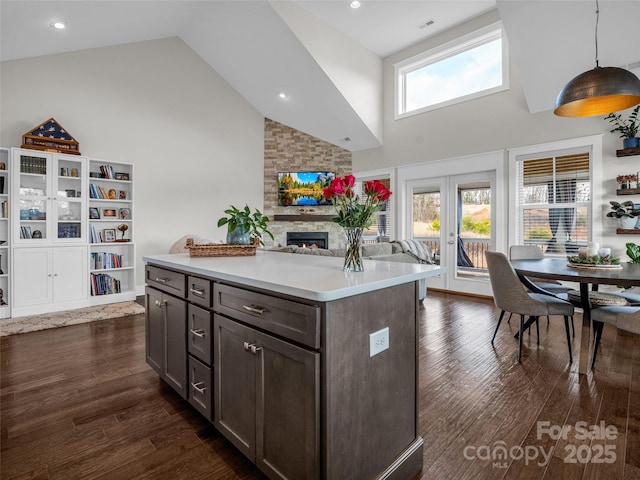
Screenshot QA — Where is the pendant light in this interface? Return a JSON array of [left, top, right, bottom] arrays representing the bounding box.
[[554, 0, 640, 117]]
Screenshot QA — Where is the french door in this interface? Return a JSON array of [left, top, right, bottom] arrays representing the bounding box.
[[408, 171, 495, 296]]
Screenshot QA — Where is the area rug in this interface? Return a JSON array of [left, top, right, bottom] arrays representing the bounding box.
[[0, 301, 145, 337]]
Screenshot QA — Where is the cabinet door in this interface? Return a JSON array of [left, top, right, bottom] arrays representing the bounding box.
[[214, 314, 256, 461], [164, 293, 187, 399], [145, 287, 164, 376], [53, 155, 86, 243], [13, 151, 50, 244], [52, 246, 87, 302], [13, 247, 51, 307], [188, 356, 213, 421], [256, 329, 320, 480]]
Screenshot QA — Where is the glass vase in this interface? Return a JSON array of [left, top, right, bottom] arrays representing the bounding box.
[[226, 228, 251, 245], [343, 227, 364, 272]]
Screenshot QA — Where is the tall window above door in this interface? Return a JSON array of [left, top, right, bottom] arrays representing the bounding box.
[[394, 22, 508, 119], [514, 150, 591, 256]]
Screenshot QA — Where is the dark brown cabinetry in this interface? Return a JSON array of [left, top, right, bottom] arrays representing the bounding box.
[[214, 314, 319, 480], [145, 261, 424, 480], [145, 286, 187, 398]]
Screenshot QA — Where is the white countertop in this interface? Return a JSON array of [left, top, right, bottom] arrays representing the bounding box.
[[143, 250, 445, 302]]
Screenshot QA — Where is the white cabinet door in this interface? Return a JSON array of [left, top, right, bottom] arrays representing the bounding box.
[[53, 246, 87, 302], [12, 246, 87, 311], [13, 247, 51, 308]]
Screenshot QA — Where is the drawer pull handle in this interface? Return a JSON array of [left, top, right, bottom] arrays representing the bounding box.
[[250, 344, 262, 355], [155, 277, 169, 283], [191, 381, 206, 394], [242, 304, 266, 315], [190, 287, 205, 296], [190, 329, 206, 338], [154, 299, 166, 308], [243, 341, 250, 352]]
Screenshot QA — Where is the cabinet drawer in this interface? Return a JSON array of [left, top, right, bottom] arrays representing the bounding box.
[[188, 356, 213, 421], [187, 276, 212, 308], [214, 284, 320, 349], [188, 304, 212, 364], [146, 265, 185, 297]]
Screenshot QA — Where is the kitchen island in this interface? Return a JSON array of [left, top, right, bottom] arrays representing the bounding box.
[[143, 250, 444, 480]]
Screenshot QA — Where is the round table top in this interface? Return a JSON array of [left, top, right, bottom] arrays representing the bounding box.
[[510, 257, 640, 287]]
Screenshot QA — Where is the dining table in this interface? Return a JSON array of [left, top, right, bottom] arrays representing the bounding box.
[[510, 258, 640, 374]]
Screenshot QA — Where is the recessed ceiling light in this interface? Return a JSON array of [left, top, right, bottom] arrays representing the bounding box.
[[51, 21, 66, 29], [278, 92, 288, 99], [350, 1, 361, 9]]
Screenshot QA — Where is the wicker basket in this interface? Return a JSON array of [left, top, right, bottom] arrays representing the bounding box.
[[185, 237, 259, 257]]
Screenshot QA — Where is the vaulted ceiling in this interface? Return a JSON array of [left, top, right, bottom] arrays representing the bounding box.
[[1, 1, 639, 151]]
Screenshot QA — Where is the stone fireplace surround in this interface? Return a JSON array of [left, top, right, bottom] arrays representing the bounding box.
[[263, 119, 352, 249]]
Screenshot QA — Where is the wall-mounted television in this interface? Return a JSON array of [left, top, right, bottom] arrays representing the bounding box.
[[278, 171, 335, 206]]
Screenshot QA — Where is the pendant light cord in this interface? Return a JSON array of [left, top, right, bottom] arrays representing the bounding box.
[[594, 0, 600, 68]]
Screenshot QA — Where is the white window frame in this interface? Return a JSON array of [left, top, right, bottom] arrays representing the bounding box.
[[508, 135, 604, 252], [394, 22, 509, 119]]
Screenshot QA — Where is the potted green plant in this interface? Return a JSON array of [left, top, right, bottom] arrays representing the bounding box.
[[605, 105, 640, 149], [626, 242, 640, 264], [606, 200, 640, 229], [217, 205, 274, 245]]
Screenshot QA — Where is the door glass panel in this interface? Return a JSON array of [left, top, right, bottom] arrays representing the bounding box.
[[18, 198, 47, 239], [57, 199, 82, 239], [412, 187, 441, 264], [456, 182, 491, 280]]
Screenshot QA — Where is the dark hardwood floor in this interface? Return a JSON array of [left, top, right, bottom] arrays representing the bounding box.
[[2, 291, 640, 479]]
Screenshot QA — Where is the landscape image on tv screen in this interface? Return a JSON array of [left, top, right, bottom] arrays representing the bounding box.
[[278, 171, 336, 206]]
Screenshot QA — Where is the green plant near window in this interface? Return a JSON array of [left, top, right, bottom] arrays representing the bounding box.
[[217, 205, 274, 246], [626, 243, 640, 264], [606, 200, 640, 218], [605, 105, 640, 139]]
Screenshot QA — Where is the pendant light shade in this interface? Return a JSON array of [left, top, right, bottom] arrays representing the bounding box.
[[554, 66, 640, 117], [553, 0, 640, 117]]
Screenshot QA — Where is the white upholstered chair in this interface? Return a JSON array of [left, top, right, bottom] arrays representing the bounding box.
[[590, 305, 640, 368]]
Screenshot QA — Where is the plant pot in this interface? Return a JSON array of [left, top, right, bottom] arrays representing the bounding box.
[[619, 216, 637, 230], [623, 137, 640, 149]]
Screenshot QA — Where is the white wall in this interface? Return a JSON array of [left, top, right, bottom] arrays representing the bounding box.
[[353, 9, 637, 262], [0, 37, 265, 290]]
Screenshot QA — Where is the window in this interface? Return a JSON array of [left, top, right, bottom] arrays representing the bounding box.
[[514, 150, 591, 256], [395, 23, 508, 118]]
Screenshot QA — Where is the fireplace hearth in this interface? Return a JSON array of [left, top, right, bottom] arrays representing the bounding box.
[[286, 232, 329, 249]]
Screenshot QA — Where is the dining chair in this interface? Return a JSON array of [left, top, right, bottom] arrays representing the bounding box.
[[508, 245, 575, 335], [486, 251, 575, 363], [508, 245, 573, 294], [590, 305, 640, 368]]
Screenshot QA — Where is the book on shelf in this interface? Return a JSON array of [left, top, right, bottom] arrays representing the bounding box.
[[99, 165, 115, 179], [1, 200, 7, 218], [91, 252, 123, 270], [20, 226, 32, 239], [90, 273, 122, 296]]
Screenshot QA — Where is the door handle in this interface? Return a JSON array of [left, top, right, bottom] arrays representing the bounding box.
[[447, 240, 455, 245]]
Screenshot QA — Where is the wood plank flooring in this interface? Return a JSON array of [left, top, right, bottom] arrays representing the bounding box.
[[2, 291, 640, 479]]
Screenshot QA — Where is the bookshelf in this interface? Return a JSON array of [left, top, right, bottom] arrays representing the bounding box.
[[0, 148, 9, 318], [88, 159, 136, 305]]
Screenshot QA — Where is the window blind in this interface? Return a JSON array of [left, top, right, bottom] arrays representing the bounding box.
[[515, 151, 591, 255]]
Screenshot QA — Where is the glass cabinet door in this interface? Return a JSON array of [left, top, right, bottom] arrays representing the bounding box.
[[17, 153, 49, 241], [13, 151, 87, 244], [55, 156, 85, 241]]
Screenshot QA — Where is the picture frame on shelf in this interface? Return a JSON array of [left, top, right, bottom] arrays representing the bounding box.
[[114, 172, 130, 181], [119, 208, 130, 220], [103, 229, 116, 242], [89, 207, 100, 219], [102, 208, 117, 218], [64, 189, 76, 198], [118, 190, 127, 200]]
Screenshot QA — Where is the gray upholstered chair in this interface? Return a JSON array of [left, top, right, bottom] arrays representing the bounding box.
[[508, 245, 575, 335], [590, 305, 640, 368], [485, 251, 575, 362]]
